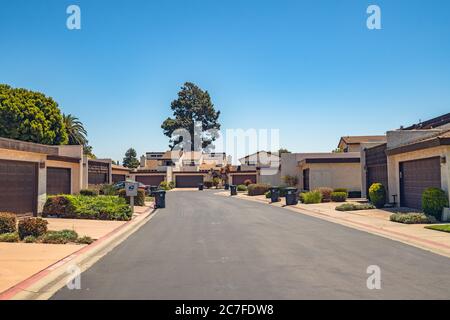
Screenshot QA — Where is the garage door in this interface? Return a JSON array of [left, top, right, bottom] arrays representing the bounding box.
[[400, 157, 441, 209], [47, 167, 71, 195], [112, 174, 126, 183], [232, 174, 257, 185], [176, 175, 204, 188], [0, 160, 38, 216], [135, 175, 165, 186]]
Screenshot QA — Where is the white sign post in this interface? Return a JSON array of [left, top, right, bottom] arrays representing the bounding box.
[[125, 181, 139, 212]]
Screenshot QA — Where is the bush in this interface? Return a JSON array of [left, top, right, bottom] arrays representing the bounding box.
[[314, 187, 333, 202], [43, 195, 133, 221], [247, 183, 270, 196], [18, 218, 48, 240], [100, 184, 117, 196], [331, 192, 347, 202], [282, 175, 298, 187], [80, 189, 98, 196], [76, 236, 94, 245], [335, 203, 375, 211], [333, 188, 348, 194], [169, 181, 175, 189], [390, 213, 437, 224], [41, 229, 79, 244], [118, 189, 145, 206], [204, 181, 213, 189], [212, 177, 221, 188], [243, 179, 253, 186], [265, 191, 271, 198], [42, 196, 71, 217], [422, 188, 449, 220], [0, 212, 17, 234], [0, 232, 19, 242], [302, 191, 322, 204], [159, 181, 172, 190], [369, 183, 386, 208], [237, 184, 247, 192], [23, 235, 37, 243]]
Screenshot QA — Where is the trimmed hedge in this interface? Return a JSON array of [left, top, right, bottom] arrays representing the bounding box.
[[333, 188, 348, 194], [0, 233, 19, 242], [314, 187, 333, 202], [331, 192, 347, 202], [80, 189, 99, 196], [390, 213, 437, 224], [422, 187, 449, 220], [247, 183, 270, 196], [369, 183, 386, 208], [118, 189, 145, 206], [301, 191, 322, 204], [335, 203, 375, 211], [41, 229, 78, 244], [237, 184, 247, 192], [18, 218, 48, 240], [0, 212, 17, 234], [43, 195, 133, 221]]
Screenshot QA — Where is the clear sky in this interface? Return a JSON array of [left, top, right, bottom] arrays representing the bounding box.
[[1, 0, 449, 163]]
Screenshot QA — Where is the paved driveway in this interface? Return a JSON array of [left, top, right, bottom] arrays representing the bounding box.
[[52, 190, 450, 299]]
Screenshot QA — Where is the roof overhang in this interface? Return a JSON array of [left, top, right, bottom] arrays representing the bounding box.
[[0, 137, 58, 155], [300, 157, 360, 165], [386, 136, 450, 156]]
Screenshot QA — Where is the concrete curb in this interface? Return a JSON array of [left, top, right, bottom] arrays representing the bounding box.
[[225, 194, 450, 258], [0, 206, 158, 300]]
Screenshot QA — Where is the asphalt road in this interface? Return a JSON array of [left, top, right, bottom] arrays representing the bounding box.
[[52, 190, 450, 299]]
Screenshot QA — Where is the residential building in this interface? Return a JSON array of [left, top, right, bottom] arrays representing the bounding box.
[[337, 135, 387, 153]]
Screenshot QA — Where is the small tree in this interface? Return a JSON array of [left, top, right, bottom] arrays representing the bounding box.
[[123, 148, 140, 168], [278, 148, 291, 155]]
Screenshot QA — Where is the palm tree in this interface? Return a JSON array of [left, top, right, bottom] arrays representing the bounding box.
[[63, 114, 88, 146]]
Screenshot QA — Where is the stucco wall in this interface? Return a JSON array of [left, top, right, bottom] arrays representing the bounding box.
[[387, 145, 450, 206], [301, 162, 362, 192]]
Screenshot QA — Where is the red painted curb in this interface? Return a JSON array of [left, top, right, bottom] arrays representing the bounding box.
[[0, 206, 153, 300]]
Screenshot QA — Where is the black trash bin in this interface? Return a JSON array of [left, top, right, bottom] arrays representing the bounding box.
[[224, 183, 229, 190], [269, 186, 280, 203], [198, 183, 204, 191], [154, 190, 166, 208], [230, 185, 237, 196], [149, 185, 158, 196], [285, 187, 298, 206]]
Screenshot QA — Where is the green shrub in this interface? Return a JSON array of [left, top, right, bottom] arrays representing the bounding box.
[[265, 191, 271, 198], [118, 189, 145, 206], [76, 236, 94, 245], [80, 189, 98, 196], [23, 235, 37, 243], [204, 181, 213, 189], [0, 212, 17, 234], [41, 229, 78, 244], [282, 175, 298, 187], [18, 218, 48, 240], [237, 184, 247, 192], [390, 213, 437, 224], [159, 181, 172, 190], [0, 232, 19, 242], [331, 192, 347, 202], [368, 183, 386, 208], [247, 183, 270, 196], [422, 188, 449, 220], [100, 184, 117, 196], [333, 188, 348, 194], [425, 224, 450, 233], [169, 181, 175, 189], [335, 203, 375, 211], [314, 187, 333, 202], [43, 195, 133, 221], [212, 177, 221, 188], [302, 191, 322, 204]]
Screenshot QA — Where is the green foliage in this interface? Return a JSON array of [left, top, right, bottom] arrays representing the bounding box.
[[76, 235, 94, 244], [43, 195, 133, 221], [333, 188, 348, 194], [277, 148, 291, 155], [368, 183, 386, 208], [282, 175, 298, 187], [204, 181, 213, 189], [0, 212, 17, 234], [390, 213, 436, 224], [41, 229, 78, 244], [237, 184, 247, 192], [83, 145, 96, 159], [212, 177, 221, 188], [100, 184, 117, 196], [161, 82, 221, 151], [301, 191, 322, 204], [118, 189, 145, 206], [422, 188, 449, 220], [18, 218, 48, 240], [123, 148, 140, 168], [23, 235, 37, 243], [63, 114, 88, 146], [425, 224, 450, 233], [314, 187, 333, 202], [80, 189, 99, 196], [265, 191, 271, 198], [247, 183, 270, 196], [335, 203, 375, 211], [159, 181, 173, 190], [0, 84, 67, 145], [331, 192, 348, 202], [0, 232, 19, 242]]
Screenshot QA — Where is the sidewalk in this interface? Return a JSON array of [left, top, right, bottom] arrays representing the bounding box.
[[0, 202, 154, 297], [216, 191, 450, 258]]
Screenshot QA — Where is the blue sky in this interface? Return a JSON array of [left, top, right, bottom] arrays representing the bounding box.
[[1, 0, 450, 163]]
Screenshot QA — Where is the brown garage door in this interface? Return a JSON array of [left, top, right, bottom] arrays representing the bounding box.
[[176, 175, 204, 188], [135, 175, 166, 186], [47, 167, 71, 195], [232, 174, 257, 185], [0, 160, 38, 216], [112, 174, 126, 183], [400, 157, 441, 209]]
